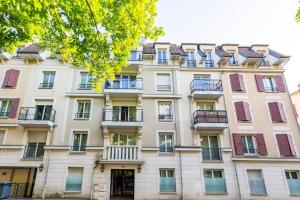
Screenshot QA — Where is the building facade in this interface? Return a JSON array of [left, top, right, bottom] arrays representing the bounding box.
[[291, 84, 300, 125], [0, 43, 299, 200]]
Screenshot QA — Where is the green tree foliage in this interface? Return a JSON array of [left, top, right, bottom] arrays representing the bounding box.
[[296, 8, 300, 22], [0, 0, 163, 91]]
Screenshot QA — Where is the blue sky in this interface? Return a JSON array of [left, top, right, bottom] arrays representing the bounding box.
[[155, 0, 300, 92]]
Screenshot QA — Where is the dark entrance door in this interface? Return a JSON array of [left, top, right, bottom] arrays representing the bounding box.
[[111, 169, 134, 199]]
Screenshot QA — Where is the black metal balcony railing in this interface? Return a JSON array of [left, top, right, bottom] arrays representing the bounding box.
[[157, 59, 168, 64], [75, 112, 90, 119], [190, 79, 223, 93], [18, 107, 56, 122], [71, 145, 86, 152], [158, 114, 173, 121], [78, 83, 92, 89], [39, 82, 53, 89], [202, 148, 222, 161], [102, 108, 143, 122], [187, 60, 196, 68], [0, 111, 9, 118], [229, 60, 238, 65], [157, 84, 171, 91], [128, 51, 143, 61], [204, 60, 214, 68], [23, 143, 45, 159], [193, 110, 228, 124], [105, 78, 143, 90]]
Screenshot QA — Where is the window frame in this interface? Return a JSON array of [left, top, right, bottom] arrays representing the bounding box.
[[78, 72, 93, 90], [0, 100, 11, 118], [65, 167, 84, 192], [156, 73, 172, 92], [72, 131, 88, 152], [159, 168, 176, 193], [247, 169, 267, 195], [110, 133, 137, 146], [75, 100, 91, 119], [40, 71, 55, 89], [157, 49, 168, 64], [157, 101, 173, 121], [159, 132, 174, 153], [241, 135, 258, 156]]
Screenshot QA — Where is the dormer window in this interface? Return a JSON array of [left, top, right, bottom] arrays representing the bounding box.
[[186, 51, 196, 67], [157, 49, 167, 64], [204, 50, 214, 68], [228, 50, 238, 65], [258, 50, 269, 66]]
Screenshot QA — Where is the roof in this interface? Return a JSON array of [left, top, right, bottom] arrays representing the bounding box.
[[238, 47, 263, 58], [17, 43, 41, 54], [215, 46, 232, 57], [142, 43, 155, 54], [169, 44, 186, 56], [197, 49, 206, 57], [269, 49, 290, 58]]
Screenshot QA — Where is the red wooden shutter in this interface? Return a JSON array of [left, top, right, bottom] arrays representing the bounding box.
[[276, 134, 292, 156], [255, 75, 265, 92], [2, 69, 20, 87], [287, 135, 296, 156], [275, 75, 286, 92], [9, 98, 20, 118], [269, 102, 283, 122], [233, 133, 243, 155], [255, 134, 267, 156], [278, 103, 287, 122], [230, 73, 245, 92], [235, 101, 251, 121]]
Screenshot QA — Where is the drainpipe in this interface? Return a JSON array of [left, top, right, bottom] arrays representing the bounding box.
[[42, 149, 51, 200]]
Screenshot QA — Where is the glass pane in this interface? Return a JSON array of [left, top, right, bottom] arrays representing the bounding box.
[[127, 134, 136, 145], [112, 106, 120, 121], [160, 170, 166, 177], [111, 134, 118, 145], [66, 168, 83, 191], [73, 134, 81, 149], [205, 177, 226, 193], [213, 171, 222, 178], [209, 136, 218, 148], [129, 107, 136, 121], [80, 74, 87, 84], [84, 102, 91, 113], [80, 134, 87, 147], [167, 170, 174, 177], [160, 177, 176, 192], [159, 135, 166, 152], [119, 134, 127, 145], [204, 170, 212, 178], [166, 135, 173, 152]]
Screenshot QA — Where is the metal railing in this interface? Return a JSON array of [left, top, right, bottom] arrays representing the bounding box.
[[102, 108, 143, 122], [202, 148, 222, 161], [249, 179, 267, 195], [74, 112, 90, 119], [78, 83, 92, 89], [204, 60, 214, 68], [193, 110, 228, 124], [158, 114, 173, 121], [39, 82, 53, 89], [105, 78, 143, 90], [190, 79, 223, 93], [205, 177, 227, 194], [70, 145, 86, 152], [128, 51, 143, 61], [229, 60, 238, 65], [23, 143, 45, 158], [260, 59, 270, 66], [0, 111, 9, 118], [187, 60, 196, 68], [287, 179, 300, 195], [18, 107, 56, 122], [107, 145, 139, 160], [157, 84, 171, 91], [157, 59, 168, 64]]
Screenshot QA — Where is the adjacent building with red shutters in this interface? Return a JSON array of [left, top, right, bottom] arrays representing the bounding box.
[[0, 43, 299, 200]]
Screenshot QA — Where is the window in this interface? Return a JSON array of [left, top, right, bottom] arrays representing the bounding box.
[[159, 133, 173, 153], [158, 101, 172, 121], [157, 49, 167, 64], [241, 135, 257, 155], [156, 74, 171, 91], [247, 170, 267, 195], [204, 169, 226, 194], [79, 72, 92, 89], [196, 102, 214, 111], [201, 136, 221, 160], [262, 77, 277, 92], [193, 75, 211, 91], [228, 51, 237, 65], [66, 167, 83, 192], [112, 106, 137, 122], [0, 130, 5, 145], [258, 50, 269, 66], [75, 101, 91, 119], [204, 50, 214, 67], [111, 133, 136, 145], [35, 105, 53, 121], [160, 169, 176, 192], [0, 100, 11, 118], [186, 51, 196, 67], [40, 72, 55, 89], [285, 171, 300, 195], [72, 132, 87, 151], [23, 142, 45, 158]]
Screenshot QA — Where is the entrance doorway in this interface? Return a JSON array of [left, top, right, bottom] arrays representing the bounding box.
[[111, 169, 134, 199]]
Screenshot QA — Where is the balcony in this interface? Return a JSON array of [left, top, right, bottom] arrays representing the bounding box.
[[39, 82, 53, 89], [190, 79, 223, 99], [193, 110, 228, 130], [18, 107, 56, 127], [205, 178, 227, 194], [106, 145, 139, 161], [104, 78, 143, 97], [202, 148, 222, 161], [187, 60, 196, 68], [204, 60, 214, 68], [128, 51, 143, 65], [101, 108, 143, 127], [23, 143, 45, 160]]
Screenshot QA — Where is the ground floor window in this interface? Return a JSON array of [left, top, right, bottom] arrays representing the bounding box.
[[247, 170, 267, 195], [66, 167, 83, 192], [160, 169, 176, 193], [285, 171, 300, 195], [204, 169, 226, 194]]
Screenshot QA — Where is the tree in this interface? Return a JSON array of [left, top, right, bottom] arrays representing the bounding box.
[[297, 7, 300, 22], [0, 0, 164, 91]]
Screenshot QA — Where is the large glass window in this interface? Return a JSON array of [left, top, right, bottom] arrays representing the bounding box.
[[193, 75, 211, 91], [158, 101, 172, 121], [247, 170, 267, 195], [160, 169, 176, 192], [204, 169, 226, 194], [156, 74, 171, 91], [0, 100, 11, 118], [286, 171, 300, 195], [79, 72, 92, 89], [112, 106, 136, 122], [186, 51, 196, 67], [111, 133, 136, 145], [262, 77, 277, 92], [241, 135, 257, 155], [75, 101, 91, 119], [157, 50, 167, 64], [23, 142, 45, 158], [35, 105, 53, 120], [72, 132, 87, 151], [201, 136, 220, 160], [40, 72, 55, 89], [159, 133, 173, 153], [66, 167, 83, 192]]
